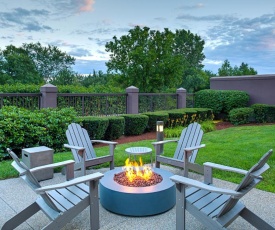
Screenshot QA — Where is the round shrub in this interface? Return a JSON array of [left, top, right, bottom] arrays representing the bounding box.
[[229, 107, 254, 125], [122, 114, 149, 136], [104, 116, 125, 140], [81, 116, 109, 140]]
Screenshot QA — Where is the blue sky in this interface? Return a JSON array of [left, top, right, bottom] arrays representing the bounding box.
[[0, 0, 274, 75]]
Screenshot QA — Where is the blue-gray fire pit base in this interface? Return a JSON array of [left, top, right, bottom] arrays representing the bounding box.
[[99, 168, 175, 216]]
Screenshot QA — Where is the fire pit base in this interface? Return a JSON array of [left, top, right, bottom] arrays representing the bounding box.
[[99, 168, 175, 216]]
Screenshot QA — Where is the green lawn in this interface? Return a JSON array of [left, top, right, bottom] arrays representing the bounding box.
[[1, 124, 274, 193]]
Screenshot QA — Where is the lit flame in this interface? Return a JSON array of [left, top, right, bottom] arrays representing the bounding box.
[[122, 157, 152, 182]]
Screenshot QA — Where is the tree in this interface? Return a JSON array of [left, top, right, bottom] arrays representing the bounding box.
[[105, 26, 205, 92], [218, 60, 257, 76], [23, 42, 76, 82], [0, 43, 76, 85], [0, 45, 42, 84]]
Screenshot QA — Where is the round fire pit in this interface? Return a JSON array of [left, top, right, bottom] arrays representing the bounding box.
[[99, 168, 175, 216]]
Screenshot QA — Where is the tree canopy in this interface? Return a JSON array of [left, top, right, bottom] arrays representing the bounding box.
[[105, 26, 205, 92], [218, 59, 257, 76], [0, 42, 75, 84]]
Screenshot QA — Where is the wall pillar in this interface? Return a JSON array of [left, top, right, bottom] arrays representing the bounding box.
[[126, 86, 139, 114], [40, 84, 58, 108], [176, 88, 186, 108]]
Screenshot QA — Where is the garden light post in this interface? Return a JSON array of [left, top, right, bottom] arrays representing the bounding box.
[[156, 121, 164, 154]]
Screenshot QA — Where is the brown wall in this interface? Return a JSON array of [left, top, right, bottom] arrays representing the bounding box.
[[210, 74, 275, 106]]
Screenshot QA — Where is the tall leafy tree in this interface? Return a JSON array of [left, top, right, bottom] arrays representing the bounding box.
[[218, 59, 257, 76], [22, 42, 76, 82], [105, 26, 205, 92], [0, 45, 42, 84]]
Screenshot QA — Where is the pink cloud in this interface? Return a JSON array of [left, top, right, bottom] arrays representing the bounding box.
[[79, 0, 95, 12]]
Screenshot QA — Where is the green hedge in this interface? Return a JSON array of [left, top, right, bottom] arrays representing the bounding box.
[[142, 112, 169, 131], [195, 89, 249, 118], [80, 116, 109, 140], [104, 116, 125, 140], [167, 108, 213, 127], [121, 114, 149, 136], [251, 104, 275, 123], [0, 106, 78, 155], [229, 107, 255, 125]]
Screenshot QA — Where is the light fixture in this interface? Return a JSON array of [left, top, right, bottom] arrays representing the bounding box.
[[156, 121, 164, 154]]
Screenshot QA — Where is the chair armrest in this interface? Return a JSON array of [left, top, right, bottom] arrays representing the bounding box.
[[184, 144, 206, 152], [35, 172, 104, 194], [91, 140, 118, 145], [30, 160, 75, 173], [170, 175, 242, 198], [152, 139, 178, 146], [203, 162, 248, 175], [64, 144, 85, 151]]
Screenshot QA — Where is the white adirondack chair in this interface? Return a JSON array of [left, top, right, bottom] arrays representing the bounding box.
[[3, 148, 104, 230], [64, 123, 117, 176], [170, 149, 274, 230], [152, 122, 205, 177]]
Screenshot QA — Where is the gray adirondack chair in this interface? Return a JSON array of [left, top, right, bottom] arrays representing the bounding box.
[[170, 149, 274, 230], [3, 148, 104, 230], [152, 122, 205, 177], [64, 123, 117, 176]]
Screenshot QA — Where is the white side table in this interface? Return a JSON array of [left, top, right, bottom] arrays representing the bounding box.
[[125, 147, 153, 167]]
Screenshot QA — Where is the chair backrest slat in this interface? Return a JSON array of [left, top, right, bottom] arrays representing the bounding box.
[[66, 123, 96, 163], [217, 149, 273, 217], [173, 122, 203, 163]]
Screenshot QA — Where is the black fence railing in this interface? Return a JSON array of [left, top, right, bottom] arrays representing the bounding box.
[[0, 90, 194, 116], [0, 93, 41, 110], [139, 93, 178, 113], [57, 93, 127, 116]]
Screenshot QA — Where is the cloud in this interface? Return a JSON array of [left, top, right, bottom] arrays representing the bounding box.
[[179, 3, 205, 10], [0, 7, 52, 32], [79, 0, 95, 12], [69, 48, 93, 57]]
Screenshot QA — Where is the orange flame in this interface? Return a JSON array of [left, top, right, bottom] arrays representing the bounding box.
[[122, 157, 152, 182]]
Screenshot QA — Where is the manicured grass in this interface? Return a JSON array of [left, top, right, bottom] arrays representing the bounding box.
[[1, 125, 274, 193]]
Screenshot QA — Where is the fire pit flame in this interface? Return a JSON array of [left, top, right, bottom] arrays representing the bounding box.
[[122, 157, 153, 182]]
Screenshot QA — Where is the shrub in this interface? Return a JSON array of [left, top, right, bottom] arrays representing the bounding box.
[[229, 107, 255, 125], [142, 112, 169, 131], [121, 114, 149, 136], [104, 116, 125, 140], [80, 116, 109, 140], [0, 106, 78, 154], [195, 89, 249, 119], [252, 104, 275, 123]]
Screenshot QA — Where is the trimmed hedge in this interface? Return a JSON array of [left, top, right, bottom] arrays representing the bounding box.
[[251, 104, 275, 123], [195, 89, 249, 118], [121, 114, 149, 136], [80, 116, 109, 140], [142, 112, 169, 131], [0, 106, 78, 154], [229, 107, 254, 125], [104, 116, 125, 140], [167, 108, 213, 127]]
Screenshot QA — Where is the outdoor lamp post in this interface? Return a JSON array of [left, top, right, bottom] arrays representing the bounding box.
[[156, 121, 164, 154]]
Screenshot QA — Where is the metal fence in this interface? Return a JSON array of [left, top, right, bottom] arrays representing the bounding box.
[[57, 93, 127, 116], [0, 93, 41, 110], [139, 93, 178, 113], [0, 88, 194, 116]]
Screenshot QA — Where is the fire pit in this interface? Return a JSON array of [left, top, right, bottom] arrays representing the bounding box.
[[99, 167, 175, 216]]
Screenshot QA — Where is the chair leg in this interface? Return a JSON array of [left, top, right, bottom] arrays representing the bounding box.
[[175, 183, 186, 230], [89, 180, 100, 230], [240, 207, 275, 230], [2, 202, 40, 230]]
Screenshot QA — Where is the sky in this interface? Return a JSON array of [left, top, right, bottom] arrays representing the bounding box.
[[0, 0, 275, 75]]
